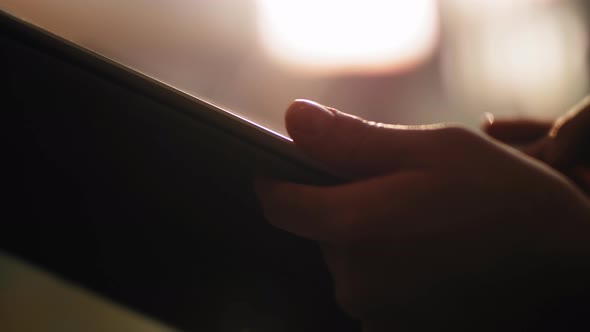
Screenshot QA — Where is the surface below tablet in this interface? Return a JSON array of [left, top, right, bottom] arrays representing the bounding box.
[[0, 252, 179, 332]]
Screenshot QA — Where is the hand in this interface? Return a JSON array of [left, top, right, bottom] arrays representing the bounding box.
[[483, 96, 590, 193], [255, 100, 590, 331]]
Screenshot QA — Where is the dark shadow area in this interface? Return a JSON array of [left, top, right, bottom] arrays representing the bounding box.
[[5, 20, 357, 332]]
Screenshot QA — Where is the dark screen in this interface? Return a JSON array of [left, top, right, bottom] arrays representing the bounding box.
[[5, 18, 357, 332]]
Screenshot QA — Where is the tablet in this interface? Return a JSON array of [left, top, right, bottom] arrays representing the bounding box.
[[4, 8, 355, 332], [3, 10, 339, 185]]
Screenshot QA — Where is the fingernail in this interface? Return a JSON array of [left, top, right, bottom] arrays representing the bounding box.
[[287, 99, 335, 136], [482, 112, 495, 126]]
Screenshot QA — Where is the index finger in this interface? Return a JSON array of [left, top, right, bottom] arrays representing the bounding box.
[[545, 96, 590, 168], [483, 120, 551, 144], [255, 171, 432, 243]]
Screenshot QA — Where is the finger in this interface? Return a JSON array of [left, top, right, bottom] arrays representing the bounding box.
[[568, 166, 590, 194], [545, 96, 590, 168], [522, 137, 550, 159], [255, 172, 430, 243], [285, 99, 445, 178], [482, 119, 551, 144]]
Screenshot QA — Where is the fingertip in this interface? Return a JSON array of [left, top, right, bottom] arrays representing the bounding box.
[[253, 177, 291, 228], [481, 122, 502, 140], [285, 99, 335, 141], [253, 178, 334, 239], [481, 123, 494, 136], [480, 112, 495, 132]]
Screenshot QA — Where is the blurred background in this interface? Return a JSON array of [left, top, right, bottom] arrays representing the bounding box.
[[3, 0, 589, 136]]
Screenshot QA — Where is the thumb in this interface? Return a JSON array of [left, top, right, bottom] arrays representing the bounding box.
[[285, 99, 440, 177]]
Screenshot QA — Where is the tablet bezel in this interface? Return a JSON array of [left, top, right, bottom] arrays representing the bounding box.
[[2, 9, 339, 184]]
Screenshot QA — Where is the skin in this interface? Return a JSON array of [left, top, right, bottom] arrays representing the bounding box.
[[484, 96, 590, 193], [255, 97, 590, 331]]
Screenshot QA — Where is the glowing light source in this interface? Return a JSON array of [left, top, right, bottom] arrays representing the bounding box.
[[442, 0, 589, 119], [256, 0, 439, 75]]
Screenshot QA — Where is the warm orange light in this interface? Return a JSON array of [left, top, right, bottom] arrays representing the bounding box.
[[256, 0, 439, 75]]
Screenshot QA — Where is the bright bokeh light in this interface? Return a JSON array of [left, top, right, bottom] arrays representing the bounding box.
[[256, 0, 439, 75], [442, 0, 589, 118], [444, 0, 564, 17]]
